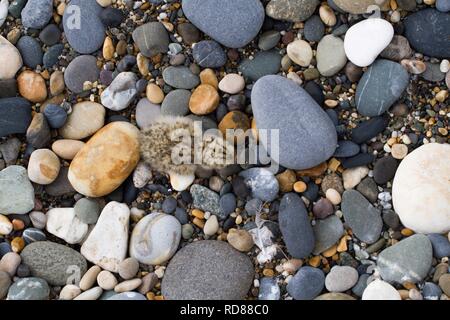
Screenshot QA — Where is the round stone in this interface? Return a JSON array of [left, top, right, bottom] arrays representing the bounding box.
[[16, 36, 43, 69], [218, 74, 245, 94], [146, 83, 164, 104], [52, 139, 85, 160], [17, 71, 47, 103], [189, 84, 219, 115], [227, 229, 254, 252], [64, 55, 99, 94], [287, 40, 313, 67], [161, 89, 190, 117], [27, 149, 60, 185], [97, 270, 118, 290], [132, 22, 169, 57], [74, 198, 100, 224], [118, 257, 139, 280], [43, 104, 67, 129], [59, 101, 105, 140], [325, 266, 359, 292], [287, 266, 325, 300]]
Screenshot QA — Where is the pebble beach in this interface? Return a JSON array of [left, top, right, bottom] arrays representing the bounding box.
[[0, 0, 449, 301]]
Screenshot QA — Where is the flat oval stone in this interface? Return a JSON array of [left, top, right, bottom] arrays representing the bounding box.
[[16, 36, 43, 69], [129, 213, 181, 265], [266, 0, 319, 22], [21, 0, 52, 29], [162, 66, 200, 89], [182, 0, 264, 48], [279, 193, 314, 258], [404, 9, 450, 58], [64, 55, 99, 93], [161, 240, 254, 300], [63, 0, 105, 54], [21, 241, 87, 286], [251, 75, 337, 170], [356, 59, 409, 117], [351, 116, 389, 144], [317, 35, 347, 76], [239, 51, 281, 82], [287, 266, 325, 300], [161, 89, 190, 116]]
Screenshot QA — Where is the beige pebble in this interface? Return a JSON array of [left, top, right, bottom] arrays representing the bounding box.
[[27, 149, 60, 185], [96, 0, 112, 7], [73, 286, 103, 300], [79, 265, 102, 291], [103, 36, 115, 61], [203, 215, 219, 236], [227, 229, 254, 252], [114, 278, 142, 293], [59, 101, 105, 140], [146, 83, 164, 104], [391, 144, 408, 160], [436, 90, 448, 103], [319, 5, 336, 26], [118, 257, 139, 280], [218, 73, 245, 94], [0, 252, 21, 277], [97, 270, 118, 290], [137, 53, 150, 76], [49, 70, 65, 96], [287, 40, 313, 67], [326, 188, 342, 205], [138, 272, 158, 295], [59, 284, 81, 300], [200, 68, 219, 89], [343, 166, 369, 190], [0, 215, 12, 236], [283, 259, 303, 273], [401, 59, 427, 74], [52, 139, 85, 160]]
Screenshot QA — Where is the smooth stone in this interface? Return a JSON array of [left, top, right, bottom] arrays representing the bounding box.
[[437, 0, 450, 12], [238, 51, 281, 82], [0, 166, 34, 215], [219, 193, 236, 217], [161, 240, 254, 300], [135, 98, 161, 129], [0, 252, 20, 276], [304, 15, 325, 42], [266, 0, 319, 22], [99, 7, 124, 27], [64, 55, 99, 93], [43, 104, 67, 129], [42, 44, 64, 68], [0, 79, 17, 98], [356, 177, 378, 203], [393, 143, 450, 234], [258, 277, 280, 300], [63, 0, 105, 54], [0, 271, 11, 299], [423, 282, 442, 300], [325, 266, 358, 292], [0, 36, 22, 80], [81, 202, 130, 272], [26, 113, 51, 148], [177, 23, 200, 45], [21, 241, 87, 286], [16, 36, 43, 69], [351, 116, 389, 144], [39, 24, 61, 46], [7, 277, 49, 300], [312, 215, 344, 255], [74, 198, 100, 225], [342, 153, 376, 169], [162, 66, 200, 89], [427, 234, 450, 259], [161, 89, 190, 116], [73, 287, 103, 300], [0, 97, 31, 137], [27, 149, 60, 185], [132, 162, 152, 188], [46, 208, 88, 244], [251, 75, 337, 170], [404, 9, 450, 58], [287, 40, 313, 67], [22, 228, 46, 244], [317, 35, 347, 76], [59, 101, 105, 140], [333, 140, 360, 158], [344, 18, 394, 67], [107, 292, 146, 300], [218, 74, 245, 95], [341, 190, 382, 244], [101, 72, 137, 111], [21, 0, 52, 29], [182, 0, 264, 48], [380, 35, 413, 61], [118, 258, 139, 280], [362, 279, 401, 300], [258, 31, 281, 51], [193, 40, 226, 68], [356, 59, 409, 117], [333, 0, 389, 14], [59, 284, 82, 300], [352, 274, 370, 297], [287, 266, 325, 300], [97, 270, 117, 290], [342, 166, 369, 190], [421, 62, 446, 82], [170, 172, 195, 192], [239, 168, 279, 202], [377, 234, 432, 284], [129, 213, 181, 265], [373, 156, 398, 185], [44, 167, 77, 197], [68, 122, 140, 197], [0, 215, 12, 235], [132, 22, 169, 57], [279, 193, 314, 258], [17, 71, 47, 103]]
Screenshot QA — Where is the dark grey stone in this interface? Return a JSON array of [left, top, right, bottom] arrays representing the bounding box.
[[239, 51, 281, 82], [258, 31, 281, 51], [26, 113, 51, 149], [22, 228, 46, 244], [64, 55, 100, 93], [162, 197, 177, 214], [44, 167, 77, 197], [43, 44, 64, 68], [99, 7, 125, 27], [39, 24, 61, 46], [333, 140, 360, 158], [16, 36, 43, 69], [304, 15, 325, 42], [43, 104, 67, 129], [21, 0, 53, 29], [161, 89, 191, 116], [132, 22, 169, 57], [380, 35, 413, 61], [423, 282, 442, 300], [341, 190, 382, 244], [162, 66, 200, 89], [0, 79, 17, 98], [161, 240, 254, 300], [0, 138, 21, 166], [373, 156, 398, 185], [193, 40, 226, 68], [342, 153, 376, 169], [279, 193, 314, 258], [0, 97, 32, 137], [356, 177, 378, 203], [313, 215, 344, 255], [182, 0, 264, 48], [421, 62, 446, 82], [219, 193, 236, 218], [427, 234, 450, 259], [251, 75, 337, 170], [352, 274, 370, 297], [287, 266, 325, 300], [351, 116, 389, 144]]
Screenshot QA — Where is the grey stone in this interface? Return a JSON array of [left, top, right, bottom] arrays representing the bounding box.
[[22, 228, 46, 244], [192, 40, 226, 68], [377, 234, 432, 283], [101, 72, 138, 111], [421, 62, 446, 82], [39, 24, 61, 46], [219, 193, 236, 218], [0, 166, 35, 215], [135, 98, 161, 129], [325, 266, 358, 292], [0, 138, 21, 166], [423, 282, 442, 300], [313, 215, 344, 255], [239, 168, 279, 202], [0, 271, 11, 299], [333, 140, 360, 158], [162, 66, 200, 89], [351, 116, 389, 144], [404, 9, 450, 58], [64, 55, 100, 93], [63, 0, 105, 54], [21, 0, 53, 29], [356, 177, 378, 203], [107, 292, 147, 300], [352, 274, 370, 297], [21, 241, 88, 286], [190, 184, 221, 217], [287, 266, 324, 300], [397, 0, 416, 10], [316, 35, 347, 77], [239, 51, 281, 82], [8, 0, 26, 18], [132, 22, 169, 57], [380, 35, 413, 61], [341, 190, 382, 244], [437, 0, 450, 12], [26, 113, 51, 149], [74, 198, 100, 224], [44, 167, 76, 197], [0, 97, 32, 137], [251, 75, 337, 170], [373, 155, 398, 185], [266, 0, 319, 22], [304, 15, 325, 42], [0, 79, 17, 98], [427, 234, 450, 259], [356, 59, 409, 117], [43, 44, 64, 68], [16, 36, 43, 69], [182, 0, 264, 48], [161, 89, 190, 116], [161, 240, 254, 300], [279, 193, 314, 258], [7, 277, 49, 300], [43, 104, 67, 129], [258, 31, 281, 51]]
